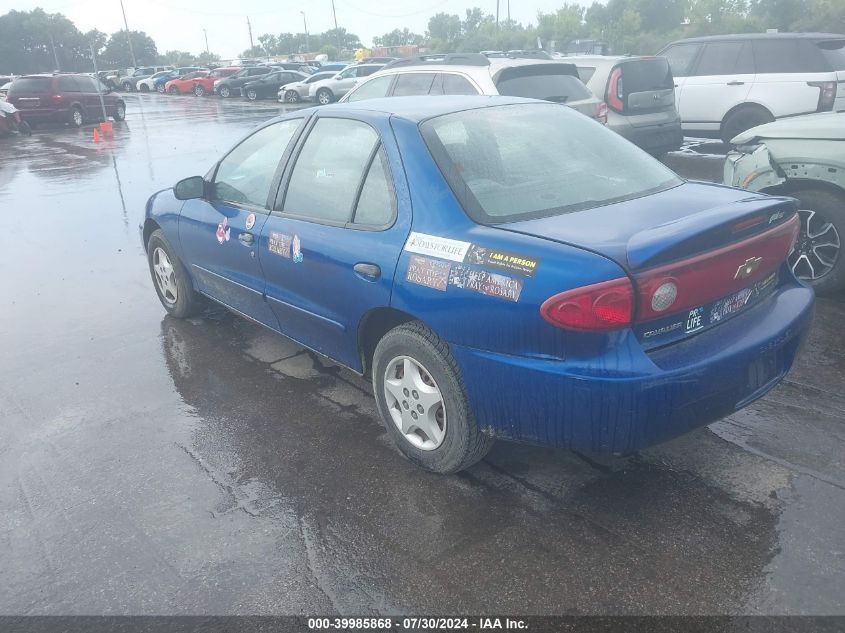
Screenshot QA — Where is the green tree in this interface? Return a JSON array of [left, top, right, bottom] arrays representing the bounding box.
[[427, 12, 462, 51], [102, 29, 158, 67], [319, 44, 339, 59], [373, 28, 424, 47]]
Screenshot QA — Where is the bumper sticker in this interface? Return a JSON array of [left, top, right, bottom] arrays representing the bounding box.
[[466, 245, 539, 277], [269, 232, 292, 258], [406, 255, 451, 291], [292, 234, 303, 263], [404, 232, 471, 263], [448, 265, 523, 302], [215, 217, 230, 244]]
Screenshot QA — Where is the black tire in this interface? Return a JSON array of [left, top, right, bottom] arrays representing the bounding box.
[[19, 119, 32, 136], [146, 229, 203, 318], [140, 84, 150, 92], [245, 88, 258, 101], [721, 105, 774, 144], [69, 106, 83, 128], [122, 81, 133, 92], [193, 84, 205, 97], [156, 84, 166, 93], [168, 86, 179, 94], [787, 188, 845, 294], [219, 86, 231, 98], [285, 90, 300, 103], [316, 88, 333, 105], [113, 101, 126, 121], [372, 322, 494, 474]]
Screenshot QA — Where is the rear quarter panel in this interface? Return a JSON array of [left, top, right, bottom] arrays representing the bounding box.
[[749, 72, 827, 118]]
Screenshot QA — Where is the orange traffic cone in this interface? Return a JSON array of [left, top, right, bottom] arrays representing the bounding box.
[[100, 121, 113, 136], [92, 127, 100, 143]]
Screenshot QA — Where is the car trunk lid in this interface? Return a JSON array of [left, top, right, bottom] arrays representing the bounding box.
[[609, 58, 676, 126], [494, 63, 601, 120]]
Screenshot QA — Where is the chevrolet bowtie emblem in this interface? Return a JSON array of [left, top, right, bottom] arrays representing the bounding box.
[[735, 256, 763, 280]]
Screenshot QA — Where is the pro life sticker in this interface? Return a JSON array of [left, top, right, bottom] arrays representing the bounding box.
[[404, 232, 471, 263], [448, 265, 523, 302], [465, 245, 539, 277], [216, 217, 231, 244], [685, 307, 704, 333], [292, 235, 303, 263], [269, 232, 292, 258], [406, 255, 451, 291], [245, 213, 256, 230]]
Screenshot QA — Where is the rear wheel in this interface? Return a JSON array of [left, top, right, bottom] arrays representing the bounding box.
[[372, 322, 493, 474], [721, 105, 774, 144], [316, 88, 333, 105], [219, 86, 231, 98], [787, 188, 845, 293], [245, 88, 258, 101], [69, 106, 83, 128], [168, 85, 179, 94], [193, 84, 205, 97], [146, 229, 203, 318], [285, 90, 300, 103], [113, 101, 126, 121]]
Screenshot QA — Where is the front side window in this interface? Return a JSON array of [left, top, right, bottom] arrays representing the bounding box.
[[358, 66, 380, 78], [662, 43, 701, 77], [347, 75, 393, 101], [212, 119, 302, 207], [282, 118, 379, 223], [421, 103, 680, 223], [393, 73, 436, 96], [339, 68, 358, 79]]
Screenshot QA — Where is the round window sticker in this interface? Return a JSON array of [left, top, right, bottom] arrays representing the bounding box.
[[245, 213, 256, 230]]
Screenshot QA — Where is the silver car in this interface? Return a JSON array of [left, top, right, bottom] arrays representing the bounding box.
[[278, 71, 338, 103], [309, 64, 386, 105], [569, 55, 683, 155], [341, 54, 606, 123]]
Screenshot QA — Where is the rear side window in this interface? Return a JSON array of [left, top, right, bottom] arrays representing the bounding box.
[[620, 58, 674, 91], [8, 77, 52, 94], [393, 73, 436, 96], [440, 74, 477, 95], [58, 76, 80, 92], [576, 67, 597, 83], [753, 39, 830, 73], [358, 66, 381, 78], [817, 39, 845, 70], [352, 148, 396, 227], [662, 43, 701, 77], [691, 42, 753, 76], [495, 65, 591, 103], [283, 118, 379, 223]]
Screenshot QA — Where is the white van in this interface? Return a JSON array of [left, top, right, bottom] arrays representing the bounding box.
[[658, 33, 845, 142]]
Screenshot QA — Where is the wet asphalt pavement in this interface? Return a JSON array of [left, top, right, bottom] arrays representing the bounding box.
[[1, 94, 843, 616]]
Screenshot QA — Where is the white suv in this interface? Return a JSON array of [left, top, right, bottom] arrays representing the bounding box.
[[658, 33, 845, 142], [341, 54, 606, 124]]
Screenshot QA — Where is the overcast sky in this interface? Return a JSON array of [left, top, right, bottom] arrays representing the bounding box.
[[9, 0, 590, 59]]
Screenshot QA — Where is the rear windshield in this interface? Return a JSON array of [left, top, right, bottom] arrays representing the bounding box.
[[421, 103, 680, 223], [8, 77, 52, 94], [620, 58, 673, 92], [495, 65, 591, 103], [818, 39, 845, 70]]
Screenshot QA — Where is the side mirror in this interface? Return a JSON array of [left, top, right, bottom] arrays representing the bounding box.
[[335, 76, 342, 80], [174, 175, 205, 200]]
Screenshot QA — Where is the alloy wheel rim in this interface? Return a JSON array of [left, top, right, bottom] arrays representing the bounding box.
[[319, 92, 329, 104], [287, 91, 299, 102], [221, 87, 229, 97], [72, 110, 82, 126], [383, 356, 446, 451], [788, 208, 841, 281], [247, 89, 256, 100], [152, 247, 178, 305]]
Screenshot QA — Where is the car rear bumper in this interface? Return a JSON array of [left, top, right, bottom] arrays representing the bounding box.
[[614, 120, 684, 153], [450, 275, 814, 453], [16, 108, 67, 122]]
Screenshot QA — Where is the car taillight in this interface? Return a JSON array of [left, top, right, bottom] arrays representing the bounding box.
[[540, 278, 633, 331], [808, 81, 836, 111], [606, 67, 624, 112], [51, 94, 64, 105], [597, 101, 608, 124]]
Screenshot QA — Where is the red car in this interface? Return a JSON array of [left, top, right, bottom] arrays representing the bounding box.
[[7, 73, 126, 128], [192, 67, 239, 96], [164, 70, 209, 95]]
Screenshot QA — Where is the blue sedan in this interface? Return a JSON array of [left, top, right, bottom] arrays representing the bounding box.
[[141, 96, 814, 473]]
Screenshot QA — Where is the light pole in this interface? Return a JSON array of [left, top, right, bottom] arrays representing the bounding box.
[[203, 28, 209, 55], [300, 11, 309, 54], [331, 0, 341, 51], [119, 0, 138, 68]]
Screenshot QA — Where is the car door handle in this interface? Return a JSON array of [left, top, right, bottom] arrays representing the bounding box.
[[354, 262, 380, 280], [726, 81, 745, 86], [238, 232, 254, 245]]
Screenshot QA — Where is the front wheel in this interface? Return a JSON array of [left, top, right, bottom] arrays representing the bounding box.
[[139, 84, 149, 92], [316, 88, 333, 105], [122, 81, 133, 91], [193, 84, 205, 97], [219, 86, 231, 98], [146, 229, 203, 318], [285, 90, 300, 103], [156, 84, 166, 93], [245, 88, 258, 101], [372, 322, 493, 474], [787, 188, 845, 293]]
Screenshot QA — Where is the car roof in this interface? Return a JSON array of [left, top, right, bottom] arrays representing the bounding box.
[[289, 95, 542, 123], [669, 32, 845, 44]]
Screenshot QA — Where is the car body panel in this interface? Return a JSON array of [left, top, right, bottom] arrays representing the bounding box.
[[142, 96, 814, 453], [7, 74, 124, 124], [243, 71, 307, 99]]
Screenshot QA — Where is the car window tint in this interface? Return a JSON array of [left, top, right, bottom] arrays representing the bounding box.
[[283, 118, 379, 223], [693, 42, 747, 76], [8, 77, 52, 94], [58, 76, 80, 92], [620, 59, 674, 92], [212, 119, 302, 207], [662, 43, 701, 77], [495, 66, 591, 102], [76, 76, 99, 92], [393, 73, 436, 96], [340, 68, 357, 78], [353, 148, 396, 226], [358, 66, 380, 77], [441, 73, 477, 95], [753, 39, 829, 73], [817, 39, 845, 70], [347, 75, 393, 101]]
